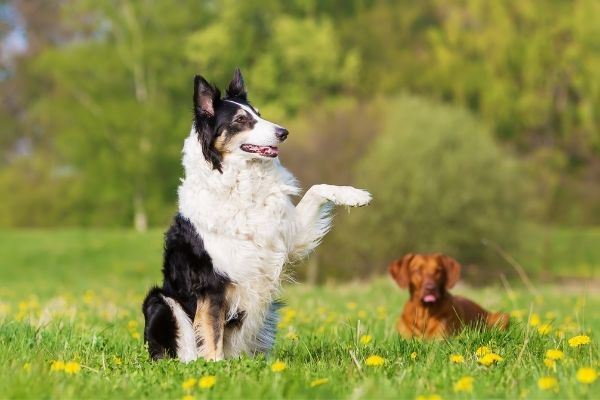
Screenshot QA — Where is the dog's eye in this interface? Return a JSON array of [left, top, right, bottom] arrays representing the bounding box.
[[235, 114, 249, 123]]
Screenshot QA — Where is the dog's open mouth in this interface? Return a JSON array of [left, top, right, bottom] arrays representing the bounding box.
[[421, 294, 438, 304], [240, 144, 279, 158]]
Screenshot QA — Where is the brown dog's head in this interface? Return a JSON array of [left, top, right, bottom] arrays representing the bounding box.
[[389, 253, 461, 306]]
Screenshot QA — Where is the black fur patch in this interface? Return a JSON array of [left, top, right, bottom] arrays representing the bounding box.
[[193, 75, 223, 172], [142, 287, 178, 360], [225, 311, 246, 329], [142, 214, 231, 360], [192, 69, 262, 173]]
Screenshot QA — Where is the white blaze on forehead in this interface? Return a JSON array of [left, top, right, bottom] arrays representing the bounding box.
[[223, 100, 272, 125], [222, 99, 282, 150]]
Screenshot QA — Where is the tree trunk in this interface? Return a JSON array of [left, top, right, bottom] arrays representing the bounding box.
[[133, 193, 147, 232], [306, 254, 319, 285]]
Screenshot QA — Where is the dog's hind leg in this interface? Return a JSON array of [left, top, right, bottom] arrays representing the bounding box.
[[193, 291, 226, 361], [142, 287, 197, 362], [291, 184, 371, 259]]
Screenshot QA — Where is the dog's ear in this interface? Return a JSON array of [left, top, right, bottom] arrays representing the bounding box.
[[193, 75, 223, 172], [389, 253, 414, 288], [440, 255, 462, 289], [193, 75, 220, 117], [225, 67, 247, 100]]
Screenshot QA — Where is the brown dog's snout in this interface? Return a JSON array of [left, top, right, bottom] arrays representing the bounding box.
[[423, 281, 437, 291]]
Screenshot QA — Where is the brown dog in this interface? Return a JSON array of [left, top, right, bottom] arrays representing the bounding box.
[[389, 253, 509, 338]]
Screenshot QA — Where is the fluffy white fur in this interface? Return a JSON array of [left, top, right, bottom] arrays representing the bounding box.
[[160, 294, 197, 362], [178, 126, 371, 359]]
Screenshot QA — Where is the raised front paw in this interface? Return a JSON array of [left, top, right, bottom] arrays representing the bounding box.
[[313, 184, 372, 207]]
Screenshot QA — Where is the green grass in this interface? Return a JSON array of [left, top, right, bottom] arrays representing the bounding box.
[[0, 229, 598, 399]]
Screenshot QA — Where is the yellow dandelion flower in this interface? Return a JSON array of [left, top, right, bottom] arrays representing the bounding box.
[[82, 290, 95, 305], [568, 335, 591, 348], [538, 323, 552, 335], [113, 356, 122, 365], [475, 346, 491, 357], [529, 313, 541, 327], [545, 349, 564, 360], [365, 355, 385, 366], [64, 361, 81, 375], [346, 302, 357, 310], [410, 352, 417, 360], [357, 310, 367, 319], [282, 307, 297, 320], [127, 320, 138, 330], [478, 353, 504, 366], [561, 321, 579, 333], [416, 395, 442, 400], [182, 395, 195, 400], [359, 335, 372, 345], [198, 375, 216, 389], [544, 359, 556, 369], [510, 309, 525, 319], [130, 331, 140, 340], [545, 311, 557, 320], [23, 362, 32, 372], [285, 331, 298, 341], [453, 376, 474, 393], [310, 378, 329, 387], [537, 376, 558, 391], [449, 354, 465, 364], [50, 360, 65, 372], [576, 368, 597, 384], [271, 360, 287, 372], [182, 378, 197, 390]]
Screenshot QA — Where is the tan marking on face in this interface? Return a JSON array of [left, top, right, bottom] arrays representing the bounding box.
[[408, 254, 445, 293]]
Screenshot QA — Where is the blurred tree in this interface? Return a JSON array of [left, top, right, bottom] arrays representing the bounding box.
[[344, 0, 600, 163], [316, 96, 529, 281], [186, 0, 359, 119], [1, 0, 600, 230], [22, 0, 208, 229]]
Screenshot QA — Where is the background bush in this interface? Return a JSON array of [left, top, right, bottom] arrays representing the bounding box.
[[310, 96, 528, 282]]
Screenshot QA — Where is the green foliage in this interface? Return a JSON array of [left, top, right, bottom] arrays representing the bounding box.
[[2, 0, 600, 229], [0, 155, 84, 227], [343, 0, 600, 157], [319, 96, 528, 279], [20, 0, 208, 228], [186, 3, 358, 118]]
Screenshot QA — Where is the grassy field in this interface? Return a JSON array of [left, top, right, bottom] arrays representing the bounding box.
[[0, 229, 598, 399]]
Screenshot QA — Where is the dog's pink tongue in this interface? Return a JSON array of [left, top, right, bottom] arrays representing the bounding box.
[[422, 294, 437, 303], [259, 146, 278, 156]]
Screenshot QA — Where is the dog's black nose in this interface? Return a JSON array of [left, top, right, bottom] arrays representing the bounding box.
[[275, 127, 289, 142]]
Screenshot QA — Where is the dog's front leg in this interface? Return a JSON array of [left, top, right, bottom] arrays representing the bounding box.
[[193, 293, 226, 361], [292, 184, 371, 258]]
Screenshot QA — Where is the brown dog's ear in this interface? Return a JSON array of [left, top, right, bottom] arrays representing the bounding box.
[[440, 255, 462, 289], [389, 253, 414, 288]]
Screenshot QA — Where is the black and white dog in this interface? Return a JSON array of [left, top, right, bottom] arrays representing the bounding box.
[[142, 69, 371, 362]]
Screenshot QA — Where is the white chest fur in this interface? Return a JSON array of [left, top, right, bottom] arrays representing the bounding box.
[[177, 131, 301, 355]]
